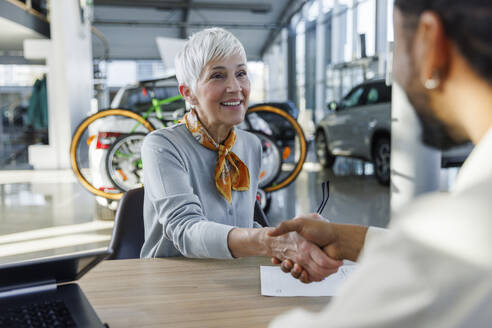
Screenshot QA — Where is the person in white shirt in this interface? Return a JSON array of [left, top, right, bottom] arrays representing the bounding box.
[[268, 0, 492, 326]]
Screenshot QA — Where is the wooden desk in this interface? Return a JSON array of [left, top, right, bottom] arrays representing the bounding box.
[[80, 257, 331, 328]]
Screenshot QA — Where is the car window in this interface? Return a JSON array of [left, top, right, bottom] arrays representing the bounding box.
[[341, 86, 365, 108], [126, 89, 150, 109], [363, 82, 392, 105], [366, 87, 379, 104], [123, 87, 181, 113]]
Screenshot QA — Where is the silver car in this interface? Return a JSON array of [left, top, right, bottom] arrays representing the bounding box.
[[316, 79, 392, 185], [315, 79, 472, 186]]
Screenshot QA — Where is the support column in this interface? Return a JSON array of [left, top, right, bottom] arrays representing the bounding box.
[[314, 0, 326, 123], [376, 0, 388, 76], [24, 0, 93, 169], [390, 83, 441, 214], [281, 28, 289, 101], [287, 26, 297, 103], [351, 0, 358, 61]]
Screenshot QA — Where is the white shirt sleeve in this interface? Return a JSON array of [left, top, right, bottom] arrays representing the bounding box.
[[363, 226, 388, 249], [270, 186, 492, 328], [269, 228, 464, 328], [269, 229, 432, 328]]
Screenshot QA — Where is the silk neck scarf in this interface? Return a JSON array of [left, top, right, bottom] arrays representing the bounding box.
[[182, 110, 250, 203]]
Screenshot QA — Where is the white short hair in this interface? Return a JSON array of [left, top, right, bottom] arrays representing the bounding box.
[[175, 27, 247, 92]]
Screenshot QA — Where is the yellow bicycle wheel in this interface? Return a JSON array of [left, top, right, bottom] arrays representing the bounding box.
[[70, 108, 155, 200], [247, 105, 307, 192]]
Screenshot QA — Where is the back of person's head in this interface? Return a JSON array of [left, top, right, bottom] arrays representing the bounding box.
[[395, 0, 492, 85], [175, 27, 247, 92]]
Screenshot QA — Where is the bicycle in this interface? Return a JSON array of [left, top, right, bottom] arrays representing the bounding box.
[[70, 83, 183, 200], [71, 85, 307, 201]]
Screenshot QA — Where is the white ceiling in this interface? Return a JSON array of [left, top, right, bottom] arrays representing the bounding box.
[[0, 0, 306, 63], [92, 0, 305, 61]]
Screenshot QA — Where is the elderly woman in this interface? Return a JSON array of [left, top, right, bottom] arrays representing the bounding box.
[[140, 28, 339, 281]]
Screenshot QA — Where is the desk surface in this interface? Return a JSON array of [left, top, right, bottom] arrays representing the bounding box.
[[80, 257, 331, 328]]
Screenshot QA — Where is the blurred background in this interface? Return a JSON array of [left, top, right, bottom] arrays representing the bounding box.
[[0, 0, 469, 264]]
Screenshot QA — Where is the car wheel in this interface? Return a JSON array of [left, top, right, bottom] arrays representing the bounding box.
[[315, 130, 335, 168], [373, 136, 391, 186]]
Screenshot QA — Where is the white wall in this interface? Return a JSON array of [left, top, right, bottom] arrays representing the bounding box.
[[26, 0, 94, 169]]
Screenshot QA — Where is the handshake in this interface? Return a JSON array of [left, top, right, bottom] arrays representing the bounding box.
[[265, 213, 368, 283]]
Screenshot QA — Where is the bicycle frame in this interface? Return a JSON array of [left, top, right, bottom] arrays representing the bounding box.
[[71, 95, 306, 200], [130, 92, 183, 133]]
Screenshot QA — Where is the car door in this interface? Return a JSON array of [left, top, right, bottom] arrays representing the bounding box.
[[350, 82, 391, 159], [345, 83, 386, 158], [326, 85, 367, 156]]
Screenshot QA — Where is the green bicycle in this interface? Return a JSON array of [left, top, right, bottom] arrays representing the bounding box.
[[71, 82, 306, 201], [70, 80, 185, 200]]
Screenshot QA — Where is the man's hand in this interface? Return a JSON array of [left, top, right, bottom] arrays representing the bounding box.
[[269, 214, 368, 283], [271, 257, 312, 283], [264, 228, 341, 282], [269, 214, 343, 259]]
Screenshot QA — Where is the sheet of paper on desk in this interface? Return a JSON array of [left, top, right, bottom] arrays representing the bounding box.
[[260, 265, 357, 297]]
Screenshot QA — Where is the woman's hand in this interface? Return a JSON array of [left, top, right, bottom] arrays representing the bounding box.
[[268, 214, 368, 283], [264, 228, 342, 282], [270, 213, 341, 283], [227, 225, 342, 282]]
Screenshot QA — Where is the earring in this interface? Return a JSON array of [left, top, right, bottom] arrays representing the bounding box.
[[424, 72, 441, 90]]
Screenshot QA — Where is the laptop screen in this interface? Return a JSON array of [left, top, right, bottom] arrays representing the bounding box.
[[0, 248, 111, 291]]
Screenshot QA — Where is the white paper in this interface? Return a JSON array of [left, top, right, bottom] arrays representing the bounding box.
[[260, 265, 357, 297]]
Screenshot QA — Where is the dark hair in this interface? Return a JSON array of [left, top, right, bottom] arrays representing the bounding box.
[[394, 0, 492, 84]]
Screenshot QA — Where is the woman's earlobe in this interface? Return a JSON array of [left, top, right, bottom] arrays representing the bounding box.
[[179, 85, 198, 106]]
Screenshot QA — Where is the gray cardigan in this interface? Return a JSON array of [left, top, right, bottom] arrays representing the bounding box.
[[140, 123, 262, 259]]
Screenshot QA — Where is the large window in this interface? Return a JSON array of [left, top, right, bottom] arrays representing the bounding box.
[[248, 61, 265, 104], [387, 0, 394, 42], [0, 65, 47, 86], [105, 60, 167, 87], [357, 0, 376, 57], [262, 0, 395, 113]]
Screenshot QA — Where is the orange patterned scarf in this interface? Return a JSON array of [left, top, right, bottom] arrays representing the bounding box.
[[182, 110, 250, 203]]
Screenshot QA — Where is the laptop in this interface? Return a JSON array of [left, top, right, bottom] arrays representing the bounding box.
[[0, 248, 112, 327]]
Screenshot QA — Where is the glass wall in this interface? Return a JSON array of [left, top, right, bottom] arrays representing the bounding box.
[[262, 41, 287, 102], [357, 0, 376, 57], [263, 0, 394, 118], [0, 65, 49, 169]]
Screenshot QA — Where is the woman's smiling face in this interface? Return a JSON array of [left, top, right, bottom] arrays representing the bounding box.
[[192, 53, 250, 132]]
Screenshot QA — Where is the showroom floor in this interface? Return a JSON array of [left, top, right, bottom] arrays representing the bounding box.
[[0, 150, 390, 265], [0, 170, 113, 264]]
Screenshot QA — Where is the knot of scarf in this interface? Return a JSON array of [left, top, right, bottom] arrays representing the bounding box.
[[182, 110, 250, 202]]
